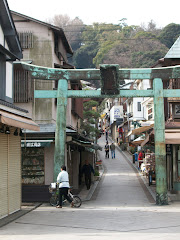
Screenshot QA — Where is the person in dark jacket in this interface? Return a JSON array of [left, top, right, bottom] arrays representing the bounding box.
[[82, 160, 94, 190], [105, 128, 108, 141], [110, 142, 116, 159], [105, 141, 109, 158]]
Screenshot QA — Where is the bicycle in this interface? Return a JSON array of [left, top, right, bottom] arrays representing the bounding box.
[[49, 183, 82, 208]]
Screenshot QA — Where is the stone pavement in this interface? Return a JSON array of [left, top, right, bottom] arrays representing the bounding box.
[[78, 165, 104, 201], [119, 149, 156, 202], [117, 145, 177, 202], [0, 138, 160, 227], [1, 136, 180, 239], [0, 135, 178, 229], [0, 202, 42, 228], [0, 167, 104, 228]]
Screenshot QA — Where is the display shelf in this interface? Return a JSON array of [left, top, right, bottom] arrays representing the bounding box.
[[23, 170, 43, 171], [142, 153, 156, 182], [22, 175, 44, 177], [22, 147, 45, 185], [23, 165, 44, 166]]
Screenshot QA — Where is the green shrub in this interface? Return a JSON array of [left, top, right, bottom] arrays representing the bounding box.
[[94, 169, 100, 176], [120, 143, 127, 151], [129, 146, 136, 154]]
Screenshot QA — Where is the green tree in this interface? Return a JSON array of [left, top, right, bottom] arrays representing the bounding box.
[[132, 50, 166, 68], [102, 28, 168, 68], [74, 23, 122, 68], [47, 14, 85, 64], [81, 100, 100, 139], [158, 23, 180, 48], [73, 43, 98, 68], [47, 14, 175, 70]]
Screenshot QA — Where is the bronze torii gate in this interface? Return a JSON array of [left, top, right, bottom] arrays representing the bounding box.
[[20, 62, 180, 205]]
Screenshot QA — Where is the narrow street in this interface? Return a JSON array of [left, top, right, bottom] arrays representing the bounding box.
[[1, 136, 180, 240], [91, 136, 154, 207]]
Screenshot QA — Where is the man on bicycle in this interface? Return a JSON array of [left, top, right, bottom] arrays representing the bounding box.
[[56, 165, 74, 208]]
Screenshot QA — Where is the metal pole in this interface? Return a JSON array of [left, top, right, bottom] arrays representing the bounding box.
[[53, 79, 68, 181], [153, 78, 168, 205]]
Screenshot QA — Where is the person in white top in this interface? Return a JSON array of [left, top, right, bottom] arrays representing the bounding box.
[[56, 165, 73, 208]]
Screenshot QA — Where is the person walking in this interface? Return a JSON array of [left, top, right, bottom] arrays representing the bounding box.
[[82, 160, 94, 190], [138, 150, 143, 169], [105, 141, 109, 158], [110, 142, 116, 159], [56, 165, 74, 208], [105, 128, 108, 141]]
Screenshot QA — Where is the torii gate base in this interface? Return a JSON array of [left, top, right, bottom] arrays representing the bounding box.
[[19, 62, 180, 205]]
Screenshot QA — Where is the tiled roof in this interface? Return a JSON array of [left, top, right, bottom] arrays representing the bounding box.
[[0, 99, 28, 113], [0, 0, 22, 59], [24, 124, 77, 134], [164, 36, 180, 59]]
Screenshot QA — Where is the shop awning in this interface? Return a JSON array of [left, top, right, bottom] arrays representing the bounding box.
[[125, 124, 154, 137], [71, 138, 102, 151], [118, 123, 124, 128], [0, 109, 40, 131], [132, 135, 145, 145], [132, 124, 154, 135], [125, 130, 132, 138], [140, 129, 180, 145], [101, 113, 106, 119], [141, 135, 150, 147], [165, 130, 180, 144]]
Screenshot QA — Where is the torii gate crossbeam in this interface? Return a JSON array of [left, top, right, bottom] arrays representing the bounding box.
[[18, 62, 180, 206]]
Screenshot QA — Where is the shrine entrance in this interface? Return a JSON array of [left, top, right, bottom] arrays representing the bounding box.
[[20, 62, 180, 205]]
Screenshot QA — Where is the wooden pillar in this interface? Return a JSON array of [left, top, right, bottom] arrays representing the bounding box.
[[153, 78, 168, 205], [54, 79, 68, 181]]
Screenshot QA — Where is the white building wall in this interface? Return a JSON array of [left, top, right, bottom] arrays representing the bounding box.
[[6, 62, 13, 98], [131, 79, 151, 121], [0, 25, 4, 45], [133, 97, 145, 120]]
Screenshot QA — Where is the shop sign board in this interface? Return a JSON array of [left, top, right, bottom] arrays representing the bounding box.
[[110, 106, 123, 125], [21, 142, 41, 147], [166, 144, 172, 155], [21, 140, 53, 148]]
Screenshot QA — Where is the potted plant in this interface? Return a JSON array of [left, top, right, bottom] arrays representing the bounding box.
[[94, 169, 100, 181]]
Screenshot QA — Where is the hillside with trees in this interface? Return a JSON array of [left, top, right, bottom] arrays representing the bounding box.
[[48, 15, 180, 69]]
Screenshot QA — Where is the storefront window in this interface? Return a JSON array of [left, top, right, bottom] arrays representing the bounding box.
[[22, 148, 44, 184]]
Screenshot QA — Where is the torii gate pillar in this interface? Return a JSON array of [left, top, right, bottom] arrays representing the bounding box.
[[53, 79, 68, 181], [153, 78, 168, 205]]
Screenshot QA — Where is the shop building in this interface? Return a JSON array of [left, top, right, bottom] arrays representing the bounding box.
[[124, 36, 180, 199], [11, 12, 97, 201], [21, 123, 97, 202], [0, 0, 39, 219], [152, 36, 180, 197]]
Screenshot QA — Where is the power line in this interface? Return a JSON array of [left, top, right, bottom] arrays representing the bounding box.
[[21, 37, 166, 44], [16, 27, 159, 33]]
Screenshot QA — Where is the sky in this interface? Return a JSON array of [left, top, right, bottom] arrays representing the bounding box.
[[7, 0, 180, 28]]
